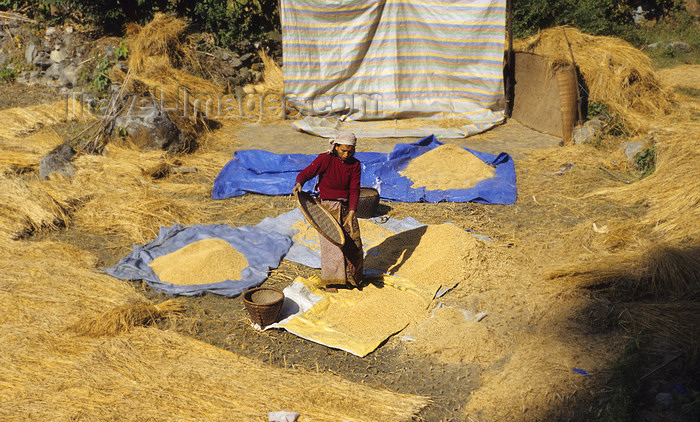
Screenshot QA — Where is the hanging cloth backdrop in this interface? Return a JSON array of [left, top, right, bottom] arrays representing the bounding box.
[[281, 0, 507, 138]]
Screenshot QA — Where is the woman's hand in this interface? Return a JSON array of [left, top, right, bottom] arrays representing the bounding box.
[[293, 183, 302, 195], [344, 210, 356, 236]]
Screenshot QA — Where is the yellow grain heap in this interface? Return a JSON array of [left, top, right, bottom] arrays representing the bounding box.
[[149, 238, 248, 285], [365, 223, 484, 291], [399, 144, 495, 191]]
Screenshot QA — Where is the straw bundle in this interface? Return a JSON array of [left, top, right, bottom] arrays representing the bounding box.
[[71, 299, 186, 337], [514, 26, 673, 133], [244, 49, 284, 95], [0, 174, 76, 240], [617, 302, 700, 353], [126, 13, 191, 74], [0, 100, 86, 140]]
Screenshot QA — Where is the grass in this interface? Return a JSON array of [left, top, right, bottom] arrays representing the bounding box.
[[622, 10, 700, 69]]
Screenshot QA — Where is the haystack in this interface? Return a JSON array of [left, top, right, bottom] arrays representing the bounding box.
[[122, 13, 222, 123], [514, 26, 673, 133]]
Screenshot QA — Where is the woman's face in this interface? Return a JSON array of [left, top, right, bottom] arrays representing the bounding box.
[[335, 144, 355, 162]]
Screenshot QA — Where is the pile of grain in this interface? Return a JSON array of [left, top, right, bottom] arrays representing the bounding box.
[[149, 238, 248, 285], [365, 223, 484, 292], [399, 144, 495, 191], [406, 306, 509, 364]]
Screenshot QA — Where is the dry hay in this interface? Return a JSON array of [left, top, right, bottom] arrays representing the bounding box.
[[124, 13, 223, 125], [0, 174, 76, 241], [399, 144, 495, 190], [514, 26, 673, 133], [405, 306, 510, 365], [0, 239, 428, 421], [655, 64, 700, 90], [125, 12, 191, 74], [244, 49, 284, 95], [618, 301, 700, 353], [70, 299, 186, 337], [0, 100, 86, 140], [464, 333, 615, 421], [365, 223, 485, 292], [149, 238, 249, 285]]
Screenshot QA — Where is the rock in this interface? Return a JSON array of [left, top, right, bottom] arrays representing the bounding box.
[[229, 56, 243, 68], [655, 392, 673, 406], [252, 63, 263, 71], [39, 143, 76, 180], [668, 42, 691, 52], [64, 26, 74, 34], [573, 116, 607, 144], [265, 31, 283, 43], [112, 95, 186, 153], [104, 45, 116, 57], [221, 51, 232, 61], [239, 52, 255, 66], [25, 42, 38, 64], [45, 26, 57, 36], [622, 141, 645, 162], [50, 49, 67, 64], [33, 51, 53, 70], [238, 67, 251, 83], [0, 51, 8, 67], [44, 62, 63, 81], [59, 64, 79, 87]]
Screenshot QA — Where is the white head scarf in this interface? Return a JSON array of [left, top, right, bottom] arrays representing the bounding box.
[[328, 131, 357, 154]]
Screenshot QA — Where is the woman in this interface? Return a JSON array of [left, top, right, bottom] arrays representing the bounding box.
[[293, 131, 363, 292]]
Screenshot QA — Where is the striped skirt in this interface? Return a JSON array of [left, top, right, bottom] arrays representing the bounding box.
[[319, 200, 363, 287]]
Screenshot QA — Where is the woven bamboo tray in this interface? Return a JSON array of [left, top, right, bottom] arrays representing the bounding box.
[[295, 190, 345, 247]]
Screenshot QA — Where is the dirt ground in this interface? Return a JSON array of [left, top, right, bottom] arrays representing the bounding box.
[[6, 81, 693, 420]]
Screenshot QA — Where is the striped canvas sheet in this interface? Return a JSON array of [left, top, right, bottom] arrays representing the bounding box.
[[281, 0, 507, 138]]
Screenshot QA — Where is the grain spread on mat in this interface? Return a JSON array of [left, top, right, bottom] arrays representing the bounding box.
[[149, 238, 248, 285]]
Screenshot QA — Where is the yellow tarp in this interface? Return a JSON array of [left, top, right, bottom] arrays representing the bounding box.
[[277, 275, 437, 357]]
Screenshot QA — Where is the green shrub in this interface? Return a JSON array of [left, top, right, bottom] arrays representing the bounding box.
[[0, 65, 18, 82]]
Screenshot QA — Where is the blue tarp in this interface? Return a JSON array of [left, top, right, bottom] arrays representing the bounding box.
[[104, 222, 292, 297], [213, 135, 516, 204]]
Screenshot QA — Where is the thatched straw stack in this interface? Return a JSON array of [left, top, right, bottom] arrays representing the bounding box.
[[514, 26, 673, 133], [0, 238, 428, 420], [0, 100, 87, 140], [123, 13, 222, 121]]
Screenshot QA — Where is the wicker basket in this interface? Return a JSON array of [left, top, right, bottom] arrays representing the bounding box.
[[243, 287, 284, 328], [356, 187, 379, 219]]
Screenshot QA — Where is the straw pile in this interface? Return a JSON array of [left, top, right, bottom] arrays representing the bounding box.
[[244, 49, 284, 95], [121, 13, 222, 124], [0, 100, 86, 140], [399, 144, 495, 191], [0, 239, 428, 420], [514, 26, 673, 133], [149, 238, 249, 285], [365, 224, 485, 292]]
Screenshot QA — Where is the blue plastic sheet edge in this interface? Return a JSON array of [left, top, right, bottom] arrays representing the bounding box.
[[103, 222, 292, 297], [212, 135, 517, 205]]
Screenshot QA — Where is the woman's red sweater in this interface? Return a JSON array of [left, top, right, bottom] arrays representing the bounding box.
[[296, 153, 361, 211]]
